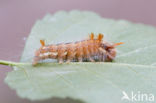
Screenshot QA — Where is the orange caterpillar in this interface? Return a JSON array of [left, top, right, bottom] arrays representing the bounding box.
[[32, 33, 123, 65]]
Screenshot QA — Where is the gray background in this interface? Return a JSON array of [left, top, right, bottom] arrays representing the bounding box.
[[0, 0, 155, 103]]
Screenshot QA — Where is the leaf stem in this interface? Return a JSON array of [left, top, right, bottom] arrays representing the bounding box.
[[0, 60, 25, 66]]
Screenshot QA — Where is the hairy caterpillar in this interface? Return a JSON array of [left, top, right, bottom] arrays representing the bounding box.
[[32, 33, 123, 65]]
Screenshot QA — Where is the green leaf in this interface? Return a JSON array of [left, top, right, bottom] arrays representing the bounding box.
[[5, 10, 156, 103]]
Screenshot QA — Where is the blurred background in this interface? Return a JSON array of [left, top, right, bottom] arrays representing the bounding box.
[[0, 0, 155, 103]]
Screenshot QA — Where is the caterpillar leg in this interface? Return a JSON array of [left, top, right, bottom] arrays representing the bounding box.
[[66, 55, 75, 63], [58, 52, 67, 64], [78, 57, 83, 62], [89, 57, 95, 62], [57, 44, 67, 64], [66, 55, 74, 63], [66, 59, 71, 63], [58, 58, 63, 64], [99, 53, 107, 62]]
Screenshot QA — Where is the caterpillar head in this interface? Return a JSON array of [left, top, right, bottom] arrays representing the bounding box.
[[99, 41, 124, 61]]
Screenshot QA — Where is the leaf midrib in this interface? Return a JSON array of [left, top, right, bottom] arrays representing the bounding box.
[[0, 60, 156, 68]]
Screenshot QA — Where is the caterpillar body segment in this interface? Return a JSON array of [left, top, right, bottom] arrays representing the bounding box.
[[33, 33, 123, 65]]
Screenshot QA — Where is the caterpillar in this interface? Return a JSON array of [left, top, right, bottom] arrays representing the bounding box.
[[32, 33, 123, 65]]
